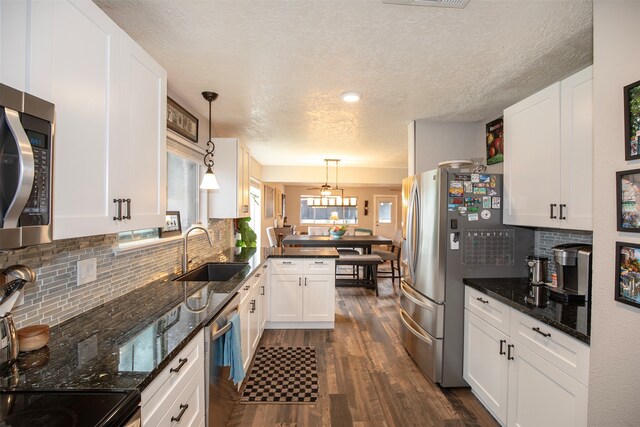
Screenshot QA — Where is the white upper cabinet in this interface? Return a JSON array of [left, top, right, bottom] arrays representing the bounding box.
[[12, 0, 167, 239], [503, 66, 593, 230], [207, 138, 251, 219], [0, 0, 29, 92]]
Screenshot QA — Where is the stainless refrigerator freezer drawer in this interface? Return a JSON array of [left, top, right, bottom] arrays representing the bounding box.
[[400, 281, 444, 339], [400, 308, 443, 384]]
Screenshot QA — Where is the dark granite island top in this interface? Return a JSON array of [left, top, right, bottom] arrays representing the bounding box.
[[1, 247, 268, 392], [463, 277, 591, 344]]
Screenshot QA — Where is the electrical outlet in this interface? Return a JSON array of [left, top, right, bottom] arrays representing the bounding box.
[[77, 258, 97, 286]]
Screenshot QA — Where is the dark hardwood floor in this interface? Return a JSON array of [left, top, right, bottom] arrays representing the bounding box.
[[228, 276, 498, 427]]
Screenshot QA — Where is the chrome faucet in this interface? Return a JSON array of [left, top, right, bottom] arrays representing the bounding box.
[[183, 225, 213, 273]]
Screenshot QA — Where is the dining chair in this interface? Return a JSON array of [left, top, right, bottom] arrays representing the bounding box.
[[373, 229, 403, 292], [266, 227, 278, 247], [308, 226, 329, 236]]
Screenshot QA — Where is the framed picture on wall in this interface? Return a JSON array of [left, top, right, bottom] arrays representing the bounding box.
[[265, 185, 274, 218], [160, 211, 182, 237], [624, 79, 640, 160], [486, 117, 504, 165], [167, 97, 199, 143], [615, 241, 640, 309], [617, 168, 640, 231]]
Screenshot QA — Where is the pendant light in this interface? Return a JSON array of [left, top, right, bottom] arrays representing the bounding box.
[[200, 91, 220, 189], [320, 159, 332, 196]]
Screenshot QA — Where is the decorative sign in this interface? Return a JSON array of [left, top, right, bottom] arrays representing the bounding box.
[[167, 97, 199, 143]]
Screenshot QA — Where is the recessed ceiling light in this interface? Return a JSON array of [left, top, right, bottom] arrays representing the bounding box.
[[341, 91, 362, 103]]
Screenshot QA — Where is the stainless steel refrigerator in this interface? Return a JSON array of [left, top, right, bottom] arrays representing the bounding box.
[[400, 168, 533, 387]]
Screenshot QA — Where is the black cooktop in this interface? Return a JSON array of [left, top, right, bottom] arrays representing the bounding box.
[[0, 389, 139, 427]]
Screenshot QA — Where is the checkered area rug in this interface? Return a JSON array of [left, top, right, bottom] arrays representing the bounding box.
[[240, 346, 319, 404]]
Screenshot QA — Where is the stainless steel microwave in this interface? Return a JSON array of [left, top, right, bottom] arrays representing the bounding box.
[[0, 84, 54, 250]]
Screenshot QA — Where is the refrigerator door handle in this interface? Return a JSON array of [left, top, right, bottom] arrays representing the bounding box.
[[406, 179, 420, 283], [400, 308, 433, 345], [400, 281, 439, 310]]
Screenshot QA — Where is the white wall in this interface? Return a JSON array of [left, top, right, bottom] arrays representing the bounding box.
[[413, 119, 484, 174], [589, 2, 640, 425], [260, 164, 406, 186]]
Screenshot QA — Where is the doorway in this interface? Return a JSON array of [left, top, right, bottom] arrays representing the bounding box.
[[373, 195, 398, 238], [249, 179, 261, 248]]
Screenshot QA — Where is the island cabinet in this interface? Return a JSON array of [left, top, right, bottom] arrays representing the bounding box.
[[463, 286, 589, 427], [141, 329, 205, 427], [3, 0, 167, 240], [503, 66, 592, 231], [208, 138, 251, 218], [268, 258, 335, 329]]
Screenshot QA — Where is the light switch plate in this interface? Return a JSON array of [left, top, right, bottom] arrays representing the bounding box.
[[77, 258, 97, 286]]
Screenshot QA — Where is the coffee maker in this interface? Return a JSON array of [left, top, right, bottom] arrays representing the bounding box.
[[550, 244, 592, 302]]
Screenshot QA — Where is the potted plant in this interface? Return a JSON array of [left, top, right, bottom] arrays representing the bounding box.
[[234, 218, 257, 247]]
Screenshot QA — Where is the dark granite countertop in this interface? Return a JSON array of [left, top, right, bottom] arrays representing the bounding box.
[[463, 277, 591, 344], [1, 247, 268, 392], [267, 247, 339, 258]]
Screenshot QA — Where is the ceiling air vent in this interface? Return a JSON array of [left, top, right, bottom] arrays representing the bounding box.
[[382, 0, 469, 9]]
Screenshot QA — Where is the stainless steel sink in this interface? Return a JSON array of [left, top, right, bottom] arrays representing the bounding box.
[[173, 262, 248, 282]]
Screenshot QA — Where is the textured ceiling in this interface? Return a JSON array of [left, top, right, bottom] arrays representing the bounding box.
[[95, 0, 593, 168]]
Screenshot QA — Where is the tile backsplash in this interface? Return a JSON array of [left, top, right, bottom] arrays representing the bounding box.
[[535, 228, 593, 278], [0, 219, 233, 329]]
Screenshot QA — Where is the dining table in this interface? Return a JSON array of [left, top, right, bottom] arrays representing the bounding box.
[[282, 234, 392, 254]]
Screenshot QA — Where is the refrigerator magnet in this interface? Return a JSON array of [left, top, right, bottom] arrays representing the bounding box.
[[488, 189, 498, 196], [464, 182, 473, 193], [492, 197, 501, 209], [473, 187, 487, 195], [449, 181, 463, 196], [481, 209, 491, 220], [458, 206, 467, 215], [490, 176, 497, 188], [448, 204, 458, 211], [483, 196, 491, 208], [468, 213, 479, 221], [471, 174, 480, 183], [479, 174, 491, 183]]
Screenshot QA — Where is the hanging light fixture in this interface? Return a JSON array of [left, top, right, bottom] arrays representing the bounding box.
[[200, 91, 220, 189], [320, 159, 332, 196]]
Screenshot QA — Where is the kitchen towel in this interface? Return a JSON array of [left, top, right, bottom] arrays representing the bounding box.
[[223, 312, 245, 385]]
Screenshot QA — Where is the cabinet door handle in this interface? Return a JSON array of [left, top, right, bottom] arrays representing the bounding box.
[[256, 273, 261, 278], [559, 204, 566, 220], [549, 203, 557, 219], [298, 277, 301, 287], [304, 277, 307, 286], [171, 404, 189, 422], [532, 326, 551, 338], [476, 297, 489, 304], [243, 204, 249, 213], [262, 265, 268, 269], [170, 357, 188, 373], [507, 344, 515, 361], [244, 285, 250, 290], [499, 339, 506, 356], [123, 198, 131, 219], [260, 285, 265, 295], [250, 299, 256, 313], [113, 199, 123, 221]]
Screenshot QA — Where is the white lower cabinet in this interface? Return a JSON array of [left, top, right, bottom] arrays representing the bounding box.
[[141, 330, 205, 426], [238, 266, 269, 372], [463, 286, 588, 427], [268, 258, 335, 328]]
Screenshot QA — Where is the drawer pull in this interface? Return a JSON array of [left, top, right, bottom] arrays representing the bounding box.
[[244, 285, 250, 291], [256, 273, 261, 277], [260, 285, 265, 295], [250, 299, 256, 313], [263, 265, 268, 269], [476, 297, 489, 304], [499, 339, 506, 356], [282, 261, 292, 264], [170, 358, 188, 373], [532, 326, 551, 338], [171, 404, 189, 422], [507, 344, 515, 361], [314, 261, 324, 264]]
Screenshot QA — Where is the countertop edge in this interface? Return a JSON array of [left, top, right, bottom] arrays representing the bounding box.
[[463, 279, 590, 345]]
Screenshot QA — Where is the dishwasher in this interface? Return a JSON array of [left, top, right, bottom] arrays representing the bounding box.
[[204, 294, 241, 427]]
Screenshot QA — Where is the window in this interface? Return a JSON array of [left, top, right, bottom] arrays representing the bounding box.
[[299, 195, 358, 224], [117, 151, 201, 244], [167, 152, 199, 230]]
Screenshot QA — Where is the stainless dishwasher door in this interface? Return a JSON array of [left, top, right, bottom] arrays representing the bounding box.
[[205, 294, 241, 427]]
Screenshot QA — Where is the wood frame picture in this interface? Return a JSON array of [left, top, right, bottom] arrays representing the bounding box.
[[167, 97, 199, 143], [160, 211, 182, 237], [617, 168, 640, 232], [624, 79, 640, 160], [616, 241, 640, 309], [265, 185, 274, 218], [486, 117, 504, 165]]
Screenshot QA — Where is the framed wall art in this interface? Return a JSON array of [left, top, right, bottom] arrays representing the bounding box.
[[265, 185, 274, 218], [616, 241, 640, 309], [167, 97, 199, 143], [160, 211, 182, 237], [617, 169, 640, 231], [624, 79, 640, 160], [486, 117, 504, 165]]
